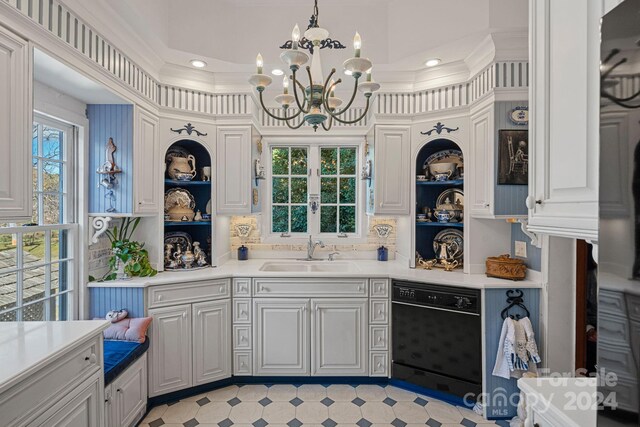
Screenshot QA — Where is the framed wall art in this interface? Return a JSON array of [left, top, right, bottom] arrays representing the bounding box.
[[498, 129, 528, 185]]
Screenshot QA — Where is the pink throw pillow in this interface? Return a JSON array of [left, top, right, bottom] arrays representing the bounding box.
[[103, 317, 152, 343]]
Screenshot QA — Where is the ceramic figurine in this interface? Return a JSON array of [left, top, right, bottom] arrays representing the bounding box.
[[193, 242, 208, 267], [201, 166, 211, 181], [442, 259, 459, 271], [194, 210, 203, 221]]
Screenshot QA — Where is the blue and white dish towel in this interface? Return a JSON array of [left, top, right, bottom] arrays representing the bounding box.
[[493, 316, 541, 379]]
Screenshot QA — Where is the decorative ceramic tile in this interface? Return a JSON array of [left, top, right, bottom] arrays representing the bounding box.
[[327, 401, 362, 423], [326, 384, 357, 401], [267, 384, 297, 401], [296, 401, 329, 423], [141, 383, 498, 427]]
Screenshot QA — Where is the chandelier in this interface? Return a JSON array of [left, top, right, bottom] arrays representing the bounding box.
[[248, 0, 380, 131]]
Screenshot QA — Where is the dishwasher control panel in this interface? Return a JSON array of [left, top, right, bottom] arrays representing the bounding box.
[[392, 281, 480, 314]]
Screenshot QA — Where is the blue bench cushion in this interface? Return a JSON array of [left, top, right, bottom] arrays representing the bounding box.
[[104, 338, 149, 386]]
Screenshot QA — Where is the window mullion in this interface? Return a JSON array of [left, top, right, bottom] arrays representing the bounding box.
[[308, 147, 320, 235], [44, 229, 51, 321], [15, 233, 23, 322]]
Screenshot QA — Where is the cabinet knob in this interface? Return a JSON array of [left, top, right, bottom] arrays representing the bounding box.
[[85, 353, 97, 364], [379, 202, 383, 207], [525, 196, 541, 209], [377, 336, 383, 342], [240, 335, 247, 341], [241, 310, 247, 316], [484, 203, 490, 207], [116, 388, 122, 393], [357, 285, 362, 291], [197, 310, 202, 316], [157, 294, 163, 301], [182, 312, 187, 318], [241, 362, 246, 367], [219, 286, 225, 293]]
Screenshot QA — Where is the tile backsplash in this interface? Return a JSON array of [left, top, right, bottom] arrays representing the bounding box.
[[230, 215, 397, 259]]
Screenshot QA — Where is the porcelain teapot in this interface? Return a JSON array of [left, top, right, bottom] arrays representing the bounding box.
[[168, 155, 196, 180]]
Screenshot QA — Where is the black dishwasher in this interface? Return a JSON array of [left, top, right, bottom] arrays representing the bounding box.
[[391, 280, 482, 399]]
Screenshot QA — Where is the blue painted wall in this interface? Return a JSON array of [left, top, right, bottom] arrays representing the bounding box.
[[89, 287, 145, 319], [494, 101, 528, 216], [484, 288, 541, 420], [88, 104, 134, 214], [510, 223, 542, 272]]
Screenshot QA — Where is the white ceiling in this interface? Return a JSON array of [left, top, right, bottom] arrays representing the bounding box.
[[66, 0, 527, 83], [34, 49, 127, 104]]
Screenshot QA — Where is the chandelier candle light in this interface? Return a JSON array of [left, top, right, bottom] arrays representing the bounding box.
[[249, 0, 380, 131]]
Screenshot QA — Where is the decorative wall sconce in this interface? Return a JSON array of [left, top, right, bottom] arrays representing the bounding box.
[[361, 159, 372, 186], [254, 159, 266, 186], [96, 138, 122, 213]]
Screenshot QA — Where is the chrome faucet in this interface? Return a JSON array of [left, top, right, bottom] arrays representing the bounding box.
[[306, 235, 325, 260], [328, 252, 340, 261]]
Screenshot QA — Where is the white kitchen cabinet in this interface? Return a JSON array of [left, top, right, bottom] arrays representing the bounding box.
[[33, 372, 103, 427], [216, 126, 252, 215], [106, 355, 147, 427], [133, 107, 160, 214], [149, 304, 192, 396], [254, 298, 310, 375], [192, 300, 231, 385], [527, 0, 600, 240], [311, 299, 367, 376], [0, 26, 32, 220], [369, 125, 411, 215], [469, 102, 495, 217]]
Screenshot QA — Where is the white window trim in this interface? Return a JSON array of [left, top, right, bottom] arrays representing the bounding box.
[[262, 136, 368, 244], [0, 114, 79, 321]]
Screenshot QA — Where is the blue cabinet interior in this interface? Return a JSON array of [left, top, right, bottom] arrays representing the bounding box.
[[87, 104, 134, 215], [415, 139, 464, 262], [493, 101, 528, 216], [483, 287, 540, 419], [165, 140, 213, 265]]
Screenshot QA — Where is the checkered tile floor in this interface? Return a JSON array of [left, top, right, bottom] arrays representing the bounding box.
[[139, 384, 508, 427]]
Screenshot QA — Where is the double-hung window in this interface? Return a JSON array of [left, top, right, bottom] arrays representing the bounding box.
[[0, 115, 76, 321], [270, 143, 359, 237]]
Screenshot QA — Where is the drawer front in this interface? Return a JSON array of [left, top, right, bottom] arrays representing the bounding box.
[[233, 325, 252, 350], [627, 294, 640, 322], [599, 312, 630, 345], [0, 335, 102, 426], [234, 351, 252, 376], [370, 325, 388, 350], [233, 278, 252, 297], [601, 374, 640, 412], [148, 279, 230, 308], [370, 352, 388, 377], [233, 299, 252, 324], [370, 299, 389, 324], [599, 289, 625, 315], [370, 279, 389, 298], [598, 342, 637, 378], [253, 278, 368, 297]]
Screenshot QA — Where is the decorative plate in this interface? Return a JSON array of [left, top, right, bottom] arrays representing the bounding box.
[[164, 188, 196, 213], [165, 146, 191, 165], [433, 228, 464, 262], [164, 231, 192, 251], [423, 149, 463, 170], [436, 188, 464, 210], [206, 199, 212, 215]]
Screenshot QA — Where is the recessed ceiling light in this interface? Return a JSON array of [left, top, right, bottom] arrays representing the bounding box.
[[190, 59, 207, 68], [344, 69, 353, 76], [425, 58, 441, 68], [272, 69, 284, 76]]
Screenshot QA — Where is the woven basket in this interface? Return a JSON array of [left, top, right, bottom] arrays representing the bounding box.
[[485, 254, 527, 281]]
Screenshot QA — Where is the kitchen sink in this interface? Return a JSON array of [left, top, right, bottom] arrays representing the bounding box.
[[259, 261, 360, 273]]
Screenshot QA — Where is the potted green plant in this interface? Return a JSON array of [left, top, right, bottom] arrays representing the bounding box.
[[102, 217, 157, 281]]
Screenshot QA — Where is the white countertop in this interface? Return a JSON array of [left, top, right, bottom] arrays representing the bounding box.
[[599, 271, 640, 296], [518, 377, 597, 427], [88, 259, 543, 289], [0, 320, 110, 395]]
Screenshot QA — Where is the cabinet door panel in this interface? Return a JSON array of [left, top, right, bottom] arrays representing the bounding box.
[[311, 299, 367, 376], [0, 27, 31, 220], [469, 107, 493, 217], [254, 299, 309, 375], [134, 108, 159, 214], [374, 126, 410, 214], [216, 126, 251, 214], [113, 355, 147, 427], [33, 373, 102, 427], [528, 0, 599, 239], [192, 300, 231, 385], [149, 305, 192, 396]]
